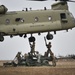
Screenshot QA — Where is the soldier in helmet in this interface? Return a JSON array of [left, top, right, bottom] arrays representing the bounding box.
[[44, 37, 56, 66], [15, 52, 22, 64], [45, 42, 53, 57], [29, 41, 35, 55], [36, 51, 41, 63]]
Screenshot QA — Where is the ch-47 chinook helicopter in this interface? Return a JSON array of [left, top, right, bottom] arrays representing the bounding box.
[[0, 0, 75, 42]]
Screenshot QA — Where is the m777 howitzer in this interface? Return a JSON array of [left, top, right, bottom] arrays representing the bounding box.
[[3, 51, 56, 67], [3, 37, 56, 67]]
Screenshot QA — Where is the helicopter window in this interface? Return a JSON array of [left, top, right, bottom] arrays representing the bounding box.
[[20, 18, 24, 23], [15, 18, 21, 22], [6, 19, 10, 24], [60, 13, 66, 19], [48, 16, 52, 21], [35, 17, 38, 22], [15, 18, 24, 22]]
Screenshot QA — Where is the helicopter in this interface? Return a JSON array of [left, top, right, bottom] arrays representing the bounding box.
[[0, 0, 75, 42]]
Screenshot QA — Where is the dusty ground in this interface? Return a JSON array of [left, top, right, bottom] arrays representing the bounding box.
[[0, 60, 75, 75]]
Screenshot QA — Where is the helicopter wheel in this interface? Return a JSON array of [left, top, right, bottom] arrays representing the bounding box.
[[46, 33, 53, 40], [19, 34, 23, 37], [0, 36, 4, 42], [29, 36, 35, 42]]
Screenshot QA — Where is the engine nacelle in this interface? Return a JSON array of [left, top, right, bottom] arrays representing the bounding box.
[[51, 1, 68, 10], [0, 5, 8, 14]]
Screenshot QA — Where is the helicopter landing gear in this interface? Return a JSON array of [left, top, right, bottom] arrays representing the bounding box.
[[29, 36, 35, 42], [28, 34, 36, 42], [19, 34, 23, 37], [46, 32, 53, 40], [0, 34, 4, 42]]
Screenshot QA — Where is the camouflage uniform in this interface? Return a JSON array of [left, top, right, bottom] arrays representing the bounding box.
[[16, 52, 22, 64], [30, 41, 35, 55], [36, 51, 41, 63], [45, 42, 52, 57], [45, 42, 56, 66]]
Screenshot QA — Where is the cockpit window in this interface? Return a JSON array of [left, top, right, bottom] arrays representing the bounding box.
[[60, 13, 66, 19], [60, 13, 68, 23]]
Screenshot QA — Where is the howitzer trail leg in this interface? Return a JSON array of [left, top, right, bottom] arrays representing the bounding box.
[[51, 53, 56, 66]]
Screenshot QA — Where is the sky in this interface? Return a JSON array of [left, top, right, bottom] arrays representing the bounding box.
[[0, 0, 75, 60]]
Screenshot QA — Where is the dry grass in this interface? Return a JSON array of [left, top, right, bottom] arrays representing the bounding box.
[[0, 60, 75, 75]]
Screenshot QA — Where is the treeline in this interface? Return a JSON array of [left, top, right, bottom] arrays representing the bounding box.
[[57, 54, 75, 59], [67, 54, 75, 59]]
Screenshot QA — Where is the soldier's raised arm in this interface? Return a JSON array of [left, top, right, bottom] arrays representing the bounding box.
[[44, 37, 47, 46]]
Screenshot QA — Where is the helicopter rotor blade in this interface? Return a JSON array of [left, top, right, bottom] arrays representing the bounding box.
[[69, 1, 75, 2], [55, 0, 75, 2], [28, 0, 75, 2], [28, 0, 47, 1]]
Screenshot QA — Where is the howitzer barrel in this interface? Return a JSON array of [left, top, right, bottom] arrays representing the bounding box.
[[44, 37, 47, 46]]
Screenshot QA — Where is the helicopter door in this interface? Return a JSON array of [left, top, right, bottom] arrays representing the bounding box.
[[60, 13, 68, 23]]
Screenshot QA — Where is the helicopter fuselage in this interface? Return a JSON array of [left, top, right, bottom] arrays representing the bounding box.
[[0, 1, 75, 42], [0, 9, 75, 35]]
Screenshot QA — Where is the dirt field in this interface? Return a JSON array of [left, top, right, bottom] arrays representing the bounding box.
[[0, 60, 75, 75]]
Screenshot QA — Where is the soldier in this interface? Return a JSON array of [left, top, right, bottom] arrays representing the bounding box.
[[29, 41, 35, 55], [46, 42, 52, 56], [44, 37, 56, 66], [15, 52, 22, 64], [36, 51, 41, 63]]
